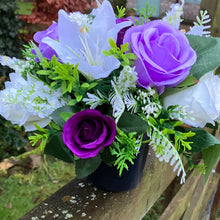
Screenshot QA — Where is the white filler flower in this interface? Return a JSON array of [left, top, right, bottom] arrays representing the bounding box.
[[163, 71, 220, 128], [0, 73, 66, 131]]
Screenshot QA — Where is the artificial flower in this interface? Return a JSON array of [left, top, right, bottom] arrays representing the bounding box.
[[32, 23, 59, 61], [163, 71, 220, 127], [123, 20, 197, 94], [0, 73, 66, 131], [116, 16, 146, 47], [42, 0, 131, 80], [62, 109, 116, 159]]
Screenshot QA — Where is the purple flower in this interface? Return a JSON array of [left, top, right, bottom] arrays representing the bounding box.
[[116, 16, 146, 47], [62, 109, 116, 159], [123, 20, 197, 94], [32, 23, 59, 61]]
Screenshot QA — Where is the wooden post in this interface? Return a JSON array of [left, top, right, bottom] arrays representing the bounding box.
[[200, 0, 220, 37]]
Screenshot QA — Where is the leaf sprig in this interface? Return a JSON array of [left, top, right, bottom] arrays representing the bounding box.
[[110, 128, 142, 176], [116, 6, 126, 18], [28, 123, 49, 151], [134, 2, 155, 25], [37, 56, 97, 103], [102, 38, 137, 66]]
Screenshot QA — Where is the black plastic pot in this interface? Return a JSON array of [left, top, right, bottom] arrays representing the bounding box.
[[87, 143, 149, 192]]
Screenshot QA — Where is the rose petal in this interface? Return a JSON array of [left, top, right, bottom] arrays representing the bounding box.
[[62, 109, 116, 159]]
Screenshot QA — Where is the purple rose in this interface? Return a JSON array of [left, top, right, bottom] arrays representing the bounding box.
[[116, 16, 146, 47], [123, 20, 197, 94], [62, 109, 116, 159], [32, 23, 59, 61]]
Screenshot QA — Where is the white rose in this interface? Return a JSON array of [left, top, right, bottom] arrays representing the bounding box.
[[0, 73, 66, 131], [163, 71, 220, 128]]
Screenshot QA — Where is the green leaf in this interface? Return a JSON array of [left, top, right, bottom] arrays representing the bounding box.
[[176, 75, 197, 87], [68, 99, 78, 106], [202, 144, 220, 183], [102, 50, 112, 56], [37, 70, 51, 75], [81, 83, 90, 88], [44, 132, 75, 163], [117, 111, 148, 134], [109, 38, 117, 49], [187, 35, 220, 78], [187, 128, 220, 152], [60, 112, 74, 121], [51, 105, 79, 127], [75, 155, 101, 178], [31, 41, 44, 62]]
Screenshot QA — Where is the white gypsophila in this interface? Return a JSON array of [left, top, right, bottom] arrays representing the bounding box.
[[163, 71, 220, 128], [162, 3, 183, 29], [187, 10, 211, 36], [141, 103, 162, 118], [82, 90, 107, 109], [0, 56, 32, 75], [69, 12, 93, 28], [137, 88, 162, 119], [117, 66, 138, 93], [0, 73, 66, 131], [168, 105, 190, 121], [146, 125, 186, 184]]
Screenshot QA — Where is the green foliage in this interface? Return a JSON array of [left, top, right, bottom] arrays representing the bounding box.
[[176, 75, 198, 88], [203, 144, 220, 183], [51, 105, 79, 127], [108, 0, 127, 13], [116, 6, 126, 18], [117, 111, 148, 134], [187, 128, 220, 152], [15, 1, 34, 16], [28, 124, 49, 151], [134, 2, 156, 24], [37, 56, 97, 103], [110, 128, 141, 175], [102, 38, 137, 66], [0, 116, 27, 162], [44, 132, 75, 163], [75, 155, 101, 178], [185, 127, 220, 182], [0, 0, 23, 76], [21, 43, 43, 79], [187, 35, 220, 79]]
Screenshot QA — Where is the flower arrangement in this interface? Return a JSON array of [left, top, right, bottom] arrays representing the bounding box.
[[1, 0, 220, 185]]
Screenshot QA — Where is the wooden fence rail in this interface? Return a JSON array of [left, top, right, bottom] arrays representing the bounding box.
[[19, 148, 178, 220], [19, 147, 219, 220]]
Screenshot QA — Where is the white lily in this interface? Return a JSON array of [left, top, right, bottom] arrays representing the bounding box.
[[42, 0, 131, 80]]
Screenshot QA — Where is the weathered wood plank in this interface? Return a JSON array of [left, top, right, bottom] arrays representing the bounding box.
[[158, 162, 219, 220], [19, 148, 178, 220], [182, 173, 219, 220], [158, 170, 201, 220], [210, 161, 220, 220]]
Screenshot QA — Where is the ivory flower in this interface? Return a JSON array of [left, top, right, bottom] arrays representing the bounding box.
[[163, 71, 220, 127], [0, 73, 66, 131]]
